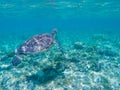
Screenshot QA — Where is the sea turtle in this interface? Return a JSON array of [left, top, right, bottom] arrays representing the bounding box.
[[11, 29, 63, 66]]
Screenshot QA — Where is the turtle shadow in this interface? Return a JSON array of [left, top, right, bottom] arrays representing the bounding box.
[[26, 56, 66, 85]]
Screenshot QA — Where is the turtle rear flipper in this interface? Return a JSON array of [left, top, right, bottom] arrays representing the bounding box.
[[7, 52, 15, 57], [0, 52, 15, 62], [11, 55, 23, 66]]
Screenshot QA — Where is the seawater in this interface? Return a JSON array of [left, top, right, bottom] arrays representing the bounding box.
[[0, 0, 120, 90]]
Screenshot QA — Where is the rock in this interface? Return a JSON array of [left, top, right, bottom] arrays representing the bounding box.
[[86, 45, 97, 53], [98, 49, 118, 57], [37, 70, 44, 77], [74, 42, 85, 50], [82, 86, 91, 90], [92, 34, 110, 41]]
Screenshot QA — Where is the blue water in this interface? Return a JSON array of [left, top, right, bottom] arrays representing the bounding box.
[[0, 0, 120, 90]]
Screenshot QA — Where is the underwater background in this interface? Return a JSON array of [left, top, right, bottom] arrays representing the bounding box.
[[0, 0, 120, 90]]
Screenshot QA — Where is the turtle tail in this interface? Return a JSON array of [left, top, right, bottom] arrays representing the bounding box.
[[11, 55, 23, 66]]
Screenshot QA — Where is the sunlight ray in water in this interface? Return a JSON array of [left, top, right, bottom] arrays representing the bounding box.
[[0, 0, 120, 17]]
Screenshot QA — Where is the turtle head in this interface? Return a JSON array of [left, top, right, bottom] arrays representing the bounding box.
[[51, 28, 57, 38]]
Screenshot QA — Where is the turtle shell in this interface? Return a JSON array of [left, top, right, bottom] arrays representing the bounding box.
[[16, 33, 54, 54]]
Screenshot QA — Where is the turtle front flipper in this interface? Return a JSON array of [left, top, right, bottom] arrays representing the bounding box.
[[54, 40, 64, 54], [11, 55, 23, 66]]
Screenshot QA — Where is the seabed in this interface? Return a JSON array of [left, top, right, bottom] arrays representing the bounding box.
[[0, 33, 120, 90]]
